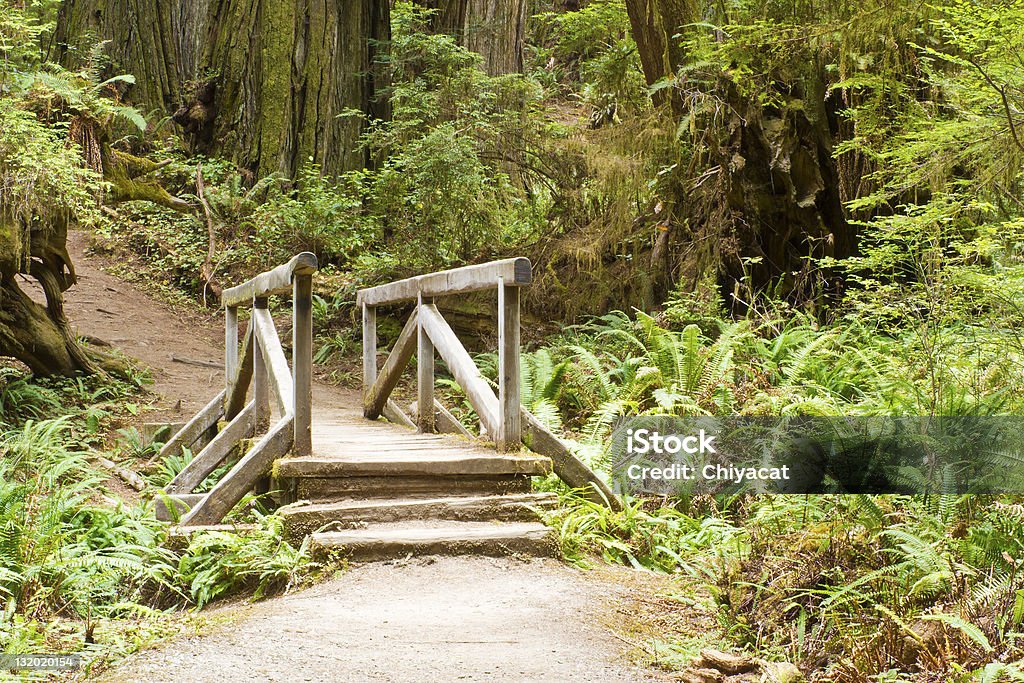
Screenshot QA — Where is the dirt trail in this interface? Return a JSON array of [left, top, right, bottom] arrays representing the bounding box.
[[97, 557, 671, 683], [56, 231, 228, 420], [57, 231, 361, 421], [58, 234, 674, 683]]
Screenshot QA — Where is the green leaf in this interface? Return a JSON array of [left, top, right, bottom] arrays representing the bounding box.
[[920, 613, 993, 653]]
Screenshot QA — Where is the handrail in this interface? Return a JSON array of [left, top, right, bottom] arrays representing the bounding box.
[[356, 257, 531, 307], [359, 258, 527, 450], [154, 253, 318, 525], [222, 252, 318, 306], [357, 257, 620, 508]]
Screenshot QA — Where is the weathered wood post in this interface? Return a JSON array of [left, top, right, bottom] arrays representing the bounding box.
[[292, 272, 313, 457], [252, 297, 271, 430], [225, 305, 238, 393], [496, 277, 521, 451], [417, 293, 435, 433], [362, 303, 377, 415]]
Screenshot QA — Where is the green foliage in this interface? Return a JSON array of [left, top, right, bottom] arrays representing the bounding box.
[[0, 99, 98, 238], [0, 417, 317, 665], [0, 419, 178, 622], [503, 305, 1023, 456], [547, 492, 746, 574], [347, 1, 555, 271], [536, 0, 648, 116], [552, 490, 1024, 680], [176, 513, 312, 607]]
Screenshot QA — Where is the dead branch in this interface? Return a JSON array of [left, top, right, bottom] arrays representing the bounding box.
[[195, 163, 223, 304]]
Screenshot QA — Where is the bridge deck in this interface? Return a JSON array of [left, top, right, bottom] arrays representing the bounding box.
[[262, 396, 558, 558]]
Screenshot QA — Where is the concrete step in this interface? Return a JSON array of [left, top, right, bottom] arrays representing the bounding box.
[[273, 453, 552, 478], [279, 492, 558, 538], [310, 520, 558, 561]]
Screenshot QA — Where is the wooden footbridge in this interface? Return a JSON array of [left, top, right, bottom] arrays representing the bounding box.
[[153, 254, 617, 559]]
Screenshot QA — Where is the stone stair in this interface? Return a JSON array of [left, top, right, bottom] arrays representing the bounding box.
[[271, 421, 559, 561]]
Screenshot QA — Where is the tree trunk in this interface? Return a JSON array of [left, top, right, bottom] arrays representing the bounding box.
[[0, 281, 83, 376], [423, 0, 526, 75], [0, 214, 91, 376], [52, 0, 390, 178], [625, 2, 853, 307]]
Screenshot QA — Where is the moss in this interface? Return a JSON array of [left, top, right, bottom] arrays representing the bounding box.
[[0, 218, 23, 277], [258, 0, 296, 179], [102, 147, 190, 211]]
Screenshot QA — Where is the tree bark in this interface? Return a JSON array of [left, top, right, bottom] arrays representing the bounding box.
[[422, 0, 526, 75], [0, 277, 83, 377], [625, 2, 853, 307], [52, 0, 391, 179]]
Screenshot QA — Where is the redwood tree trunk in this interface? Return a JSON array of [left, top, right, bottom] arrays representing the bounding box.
[[52, 0, 390, 178], [625, 0, 854, 307], [423, 0, 526, 75]]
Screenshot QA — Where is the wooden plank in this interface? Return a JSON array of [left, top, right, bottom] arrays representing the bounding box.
[[435, 400, 472, 437], [155, 493, 206, 522], [180, 416, 294, 526], [294, 474, 531, 501], [225, 306, 238, 394], [253, 307, 294, 417], [224, 319, 255, 419], [520, 408, 621, 510], [362, 304, 377, 403], [292, 274, 313, 457], [309, 521, 555, 560], [418, 303, 499, 434], [221, 252, 318, 306], [356, 258, 532, 307], [167, 401, 256, 493], [497, 282, 521, 451], [252, 303, 271, 429], [275, 453, 551, 478], [383, 399, 416, 428], [363, 308, 418, 419], [147, 390, 225, 466], [417, 295, 435, 433]]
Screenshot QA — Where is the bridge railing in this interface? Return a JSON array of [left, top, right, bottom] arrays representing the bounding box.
[[357, 258, 619, 507], [154, 252, 318, 525]]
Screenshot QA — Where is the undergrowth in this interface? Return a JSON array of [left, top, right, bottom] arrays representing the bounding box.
[[0, 393, 319, 674], [548, 492, 1024, 681]]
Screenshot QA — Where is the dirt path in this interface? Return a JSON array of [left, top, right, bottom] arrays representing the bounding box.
[[97, 557, 672, 683], [55, 231, 228, 420], [57, 231, 364, 423], [57, 234, 679, 683]]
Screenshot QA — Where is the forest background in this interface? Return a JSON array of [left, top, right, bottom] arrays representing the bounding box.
[[3, 0, 1024, 680]]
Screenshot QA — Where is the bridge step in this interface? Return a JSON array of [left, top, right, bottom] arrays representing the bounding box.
[[279, 492, 558, 538], [273, 452, 552, 503], [282, 474, 536, 503], [309, 521, 557, 561], [274, 453, 552, 478]]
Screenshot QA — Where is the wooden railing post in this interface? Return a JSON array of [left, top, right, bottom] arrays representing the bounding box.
[[225, 305, 238, 394], [362, 303, 377, 413], [252, 297, 271, 430], [417, 293, 435, 433], [292, 273, 313, 457], [497, 278, 521, 450]]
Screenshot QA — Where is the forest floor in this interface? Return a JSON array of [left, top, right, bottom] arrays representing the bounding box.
[[53, 232, 711, 682]]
